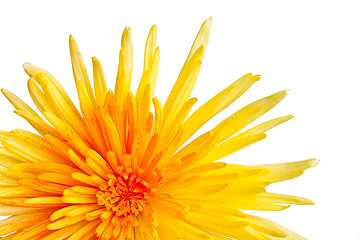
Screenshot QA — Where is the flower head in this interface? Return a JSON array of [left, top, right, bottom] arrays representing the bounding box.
[[0, 18, 317, 240]]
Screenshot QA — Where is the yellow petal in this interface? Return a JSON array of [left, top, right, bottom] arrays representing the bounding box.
[[258, 158, 319, 183], [115, 27, 133, 104], [213, 90, 287, 144], [69, 35, 96, 108], [92, 57, 107, 107], [180, 73, 260, 145]]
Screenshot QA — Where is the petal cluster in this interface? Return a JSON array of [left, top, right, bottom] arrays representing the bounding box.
[[0, 18, 317, 240]]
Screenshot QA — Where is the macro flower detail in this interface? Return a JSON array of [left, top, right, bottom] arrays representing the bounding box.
[[0, 18, 318, 240]]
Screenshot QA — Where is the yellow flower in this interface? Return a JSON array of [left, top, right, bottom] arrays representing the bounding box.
[[0, 18, 318, 240]]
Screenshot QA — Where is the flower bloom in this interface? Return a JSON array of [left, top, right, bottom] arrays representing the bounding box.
[[0, 18, 317, 240]]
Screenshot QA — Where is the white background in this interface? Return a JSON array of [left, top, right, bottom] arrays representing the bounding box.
[[0, 1, 359, 239]]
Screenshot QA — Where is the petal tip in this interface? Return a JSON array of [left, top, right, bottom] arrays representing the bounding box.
[[206, 17, 213, 25], [23, 62, 32, 69], [253, 74, 261, 81], [69, 35, 78, 47], [310, 159, 320, 168]]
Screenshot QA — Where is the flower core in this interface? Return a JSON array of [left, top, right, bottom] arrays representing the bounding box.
[[97, 168, 156, 221]]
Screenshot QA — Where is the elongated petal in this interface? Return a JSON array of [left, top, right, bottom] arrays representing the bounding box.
[[180, 73, 260, 144]]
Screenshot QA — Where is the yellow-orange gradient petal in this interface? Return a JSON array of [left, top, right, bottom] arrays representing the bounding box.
[[0, 18, 317, 239]]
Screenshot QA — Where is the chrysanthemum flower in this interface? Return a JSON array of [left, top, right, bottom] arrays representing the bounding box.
[[0, 18, 317, 240]]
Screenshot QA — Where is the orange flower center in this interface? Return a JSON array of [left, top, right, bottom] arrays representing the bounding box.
[[96, 167, 159, 223]]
